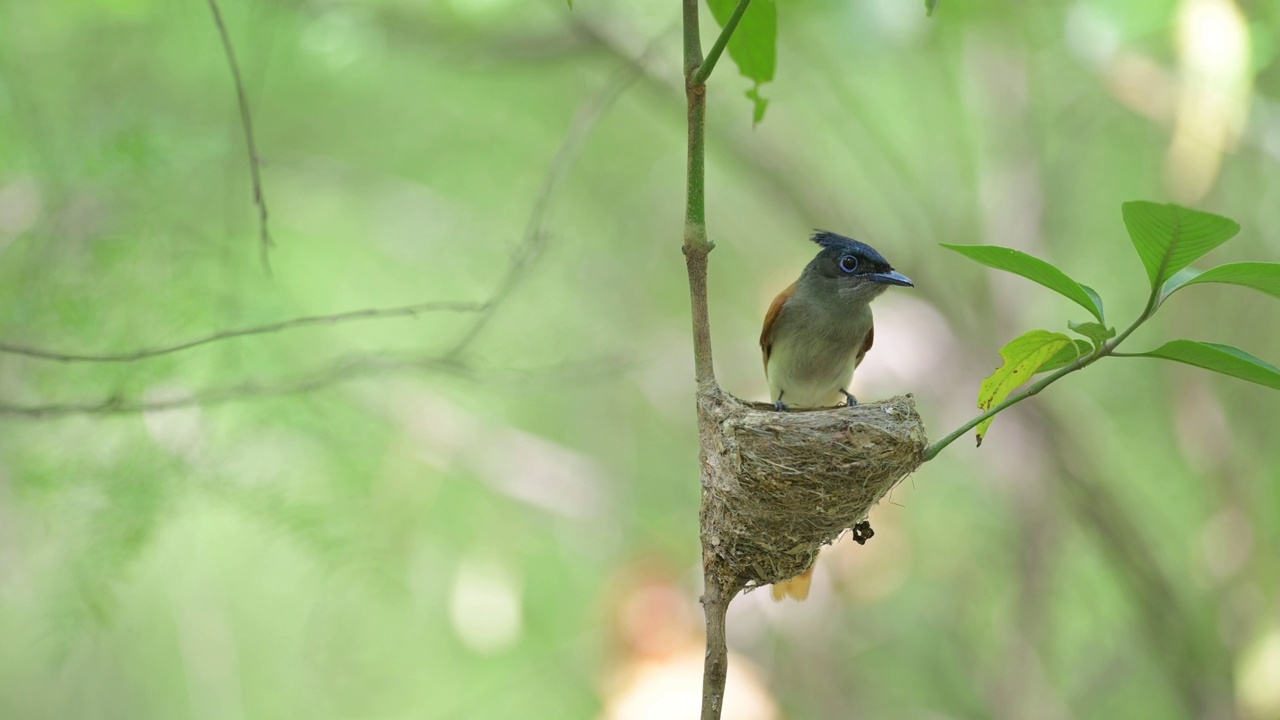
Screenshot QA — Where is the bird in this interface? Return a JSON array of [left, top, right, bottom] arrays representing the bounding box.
[[759, 231, 913, 601]]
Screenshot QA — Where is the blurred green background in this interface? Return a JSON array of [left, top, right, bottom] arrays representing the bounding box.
[[1, 0, 1278, 718]]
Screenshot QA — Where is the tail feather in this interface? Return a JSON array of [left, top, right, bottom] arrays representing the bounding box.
[[770, 566, 815, 602]]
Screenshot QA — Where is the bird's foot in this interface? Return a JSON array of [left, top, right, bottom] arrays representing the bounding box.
[[773, 399, 789, 412], [841, 389, 858, 407]]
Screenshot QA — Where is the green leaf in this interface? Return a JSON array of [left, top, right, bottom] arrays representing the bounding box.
[[1068, 320, 1116, 348], [1159, 262, 1280, 304], [1037, 339, 1093, 373], [925, 0, 938, 16], [976, 330, 1074, 445], [706, 0, 776, 123], [1121, 201, 1240, 291], [1128, 340, 1280, 391], [941, 244, 1104, 322], [1081, 284, 1105, 321]]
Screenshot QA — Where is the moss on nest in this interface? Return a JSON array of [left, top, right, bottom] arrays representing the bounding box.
[[697, 388, 928, 593]]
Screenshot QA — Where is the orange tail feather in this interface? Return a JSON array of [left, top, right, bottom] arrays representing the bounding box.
[[769, 566, 815, 602]]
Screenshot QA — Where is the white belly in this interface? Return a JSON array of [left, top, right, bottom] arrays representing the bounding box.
[[766, 341, 860, 408]]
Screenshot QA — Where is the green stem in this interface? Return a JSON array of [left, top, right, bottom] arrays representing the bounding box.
[[693, 0, 752, 85], [922, 288, 1160, 462]]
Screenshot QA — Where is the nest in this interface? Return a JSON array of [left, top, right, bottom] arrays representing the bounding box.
[[697, 387, 928, 593]]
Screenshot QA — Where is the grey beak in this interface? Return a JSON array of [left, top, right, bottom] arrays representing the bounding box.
[[868, 269, 914, 287]]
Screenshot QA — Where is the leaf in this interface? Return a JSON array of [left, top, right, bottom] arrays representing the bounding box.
[[925, 0, 938, 16], [1068, 320, 1116, 348], [1121, 202, 1240, 291], [975, 330, 1074, 445], [1081, 284, 1105, 320], [706, 0, 776, 123], [1129, 340, 1280, 391], [1037, 339, 1093, 373], [1159, 262, 1280, 304], [940, 244, 1104, 322]]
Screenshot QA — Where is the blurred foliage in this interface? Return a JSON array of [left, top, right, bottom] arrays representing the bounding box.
[[1, 0, 1279, 718]]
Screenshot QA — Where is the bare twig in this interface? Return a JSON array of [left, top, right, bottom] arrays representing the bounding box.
[[0, 353, 465, 419], [206, 0, 273, 275], [0, 351, 627, 419], [0, 300, 487, 363], [693, 0, 751, 85], [443, 53, 648, 361]]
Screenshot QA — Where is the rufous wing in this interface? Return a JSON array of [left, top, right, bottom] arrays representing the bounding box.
[[855, 322, 874, 367], [760, 281, 797, 373]]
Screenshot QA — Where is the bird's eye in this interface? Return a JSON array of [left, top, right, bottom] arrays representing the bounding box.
[[839, 255, 859, 274]]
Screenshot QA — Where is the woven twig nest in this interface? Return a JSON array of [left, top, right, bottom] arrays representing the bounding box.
[[697, 387, 928, 593]]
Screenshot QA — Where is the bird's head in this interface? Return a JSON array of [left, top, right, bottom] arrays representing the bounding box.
[[802, 231, 913, 305]]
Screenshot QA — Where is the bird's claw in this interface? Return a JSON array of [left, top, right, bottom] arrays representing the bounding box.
[[841, 389, 858, 407]]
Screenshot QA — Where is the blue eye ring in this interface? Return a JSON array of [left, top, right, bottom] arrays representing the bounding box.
[[839, 255, 859, 274]]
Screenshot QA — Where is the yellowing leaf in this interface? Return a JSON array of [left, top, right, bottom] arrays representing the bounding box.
[[976, 330, 1073, 445]]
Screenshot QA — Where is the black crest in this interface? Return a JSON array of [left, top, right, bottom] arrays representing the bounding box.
[[810, 230, 891, 269]]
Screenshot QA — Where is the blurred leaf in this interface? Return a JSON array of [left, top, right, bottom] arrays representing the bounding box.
[[976, 330, 1074, 445], [925, 0, 938, 16], [1128, 340, 1280, 390], [746, 87, 768, 124], [1068, 320, 1116, 348], [941, 244, 1104, 321], [1037, 338, 1093, 373], [1159, 262, 1280, 304], [1121, 202, 1240, 292], [707, 0, 775, 123]]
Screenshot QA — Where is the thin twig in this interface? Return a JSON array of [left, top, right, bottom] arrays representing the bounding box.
[[206, 0, 273, 275], [443, 55, 647, 361], [0, 353, 463, 418], [921, 292, 1158, 461], [693, 0, 752, 85], [0, 301, 487, 363], [0, 351, 627, 419]]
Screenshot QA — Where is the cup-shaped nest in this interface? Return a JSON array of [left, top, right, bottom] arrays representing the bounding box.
[[698, 388, 927, 592]]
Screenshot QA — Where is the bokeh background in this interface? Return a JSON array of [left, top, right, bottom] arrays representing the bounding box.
[[1, 0, 1278, 718]]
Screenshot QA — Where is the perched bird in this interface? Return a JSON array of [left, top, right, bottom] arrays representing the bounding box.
[[759, 231, 913, 601]]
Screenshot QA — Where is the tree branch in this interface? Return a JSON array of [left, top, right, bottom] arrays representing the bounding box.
[[922, 283, 1160, 461], [693, 0, 751, 85], [206, 0, 273, 275], [680, 1, 739, 718], [699, 574, 734, 720], [0, 351, 627, 419], [0, 301, 487, 363], [0, 353, 466, 418]]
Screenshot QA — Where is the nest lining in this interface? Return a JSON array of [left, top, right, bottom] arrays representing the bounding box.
[[698, 389, 927, 592]]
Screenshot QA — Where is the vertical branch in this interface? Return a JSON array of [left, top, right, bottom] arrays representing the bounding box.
[[683, 0, 715, 390], [206, 0, 274, 276], [699, 573, 733, 720], [681, 1, 733, 719]]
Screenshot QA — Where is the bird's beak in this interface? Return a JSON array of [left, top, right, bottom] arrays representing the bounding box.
[[867, 270, 914, 287]]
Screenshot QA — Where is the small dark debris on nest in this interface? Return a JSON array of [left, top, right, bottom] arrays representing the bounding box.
[[697, 388, 927, 594]]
